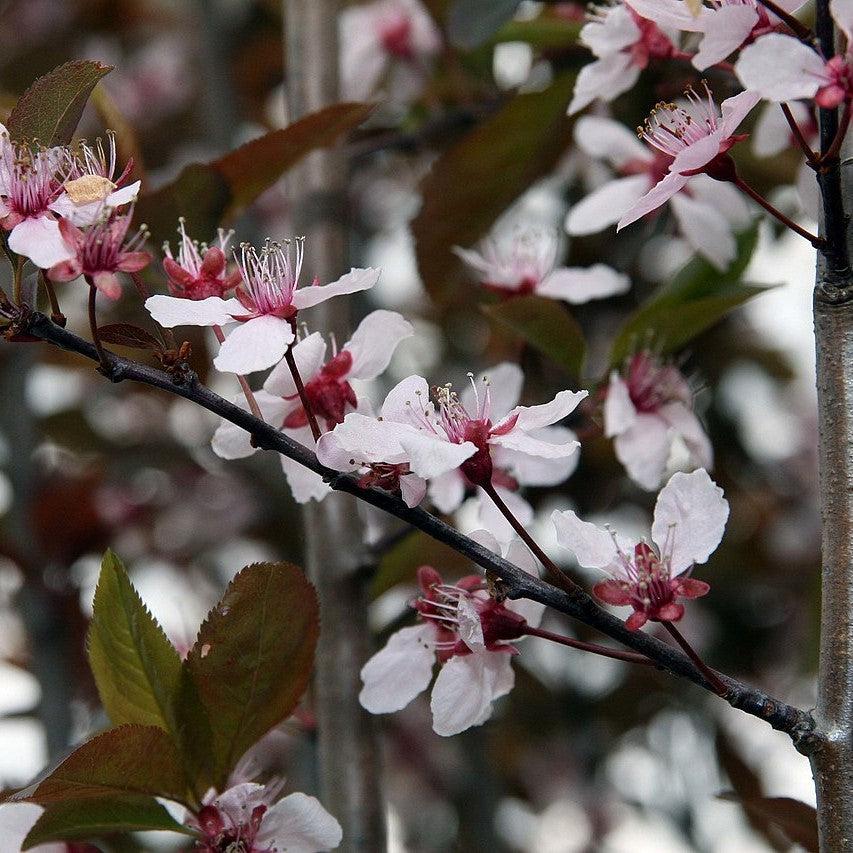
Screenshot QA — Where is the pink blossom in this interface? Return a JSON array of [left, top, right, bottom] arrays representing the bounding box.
[[162, 219, 242, 300], [339, 0, 441, 101], [552, 468, 728, 630], [49, 134, 140, 227], [626, 0, 806, 71], [187, 782, 342, 853], [0, 127, 72, 269], [213, 310, 413, 503], [604, 352, 712, 490], [453, 229, 631, 304], [616, 85, 760, 232], [145, 239, 380, 374], [47, 207, 151, 299], [359, 548, 540, 736], [736, 0, 853, 106], [569, 2, 676, 114], [567, 115, 752, 270]]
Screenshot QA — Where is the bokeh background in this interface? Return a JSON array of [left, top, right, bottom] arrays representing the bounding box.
[[0, 0, 822, 850]]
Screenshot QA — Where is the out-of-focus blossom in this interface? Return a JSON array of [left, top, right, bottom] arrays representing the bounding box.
[[49, 134, 140, 227], [47, 207, 151, 299], [0, 127, 71, 269], [604, 352, 712, 490], [360, 552, 540, 736], [566, 115, 752, 270], [626, 0, 806, 71], [0, 801, 66, 852], [213, 311, 412, 503], [453, 229, 630, 304], [186, 782, 342, 853], [339, 0, 442, 101], [145, 239, 380, 374], [162, 219, 242, 300], [569, 2, 676, 114], [552, 468, 728, 629], [736, 0, 852, 106], [617, 86, 760, 232]]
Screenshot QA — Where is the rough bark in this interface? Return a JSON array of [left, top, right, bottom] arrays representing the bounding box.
[[283, 2, 387, 850]]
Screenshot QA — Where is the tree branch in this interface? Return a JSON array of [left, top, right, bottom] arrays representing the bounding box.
[[14, 311, 816, 746]]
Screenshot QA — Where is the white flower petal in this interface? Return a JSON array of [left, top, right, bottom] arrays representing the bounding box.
[[687, 174, 753, 229], [551, 509, 621, 569], [457, 596, 485, 650], [490, 430, 580, 459], [359, 624, 436, 713], [257, 792, 343, 853], [538, 264, 631, 304], [579, 5, 641, 55], [624, 0, 709, 31], [574, 116, 650, 168], [263, 332, 327, 396], [211, 392, 289, 459], [461, 362, 523, 420], [603, 373, 637, 437], [566, 175, 652, 235], [504, 538, 545, 627], [652, 468, 728, 575], [568, 53, 640, 115], [617, 172, 690, 229], [291, 267, 380, 310], [502, 389, 588, 432], [735, 35, 824, 102], [321, 413, 407, 463], [213, 315, 296, 374], [477, 486, 534, 544], [145, 294, 239, 328], [397, 429, 477, 479], [428, 469, 467, 514], [8, 216, 74, 268], [430, 652, 513, 737], [831, 0, 853, 42], [614, 413, 673, 491], [670, 192, 737, 272], [380, 375, 432, 424], [400, 474, 428, 507], [692, 5, 758, 70], [281, 450, 330, 503], [345, 309, 414, 380], [659, 401, 713, 470]]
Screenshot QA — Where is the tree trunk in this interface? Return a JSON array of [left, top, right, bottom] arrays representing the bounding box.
[[283, 2, 387, 850]]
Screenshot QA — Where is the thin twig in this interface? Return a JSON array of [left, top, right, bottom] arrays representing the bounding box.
[[523, 625, 656, 667], [781, 103, 819, 166], [212, 325, 264, 421], [84, 279, 109, 370], [734, 177, 826, 248], [39, 273, 66, 327], [284, 344, 322, 441], [13, 312, 816, 743]]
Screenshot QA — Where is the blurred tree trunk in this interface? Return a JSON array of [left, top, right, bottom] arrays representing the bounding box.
[[283, 3, 387, 851], [811, 1, 853, 848]]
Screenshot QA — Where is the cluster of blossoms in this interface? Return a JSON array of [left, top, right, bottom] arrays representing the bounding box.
[[0, 125, 148, 293]]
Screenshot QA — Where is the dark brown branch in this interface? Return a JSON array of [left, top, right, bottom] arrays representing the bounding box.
[[16, 312, 815, 746]]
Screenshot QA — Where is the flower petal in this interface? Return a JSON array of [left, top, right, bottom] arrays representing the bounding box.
[[320, 412, 407, 463], [659, 401, 713, 470], [692, 5, 758, 70], [359, 624, 436, 713], [551, 509, 620, 569], [461, 362, 523, 421], [567, 175, 653, 235], [397, 429, 478, 479], [579, 5, 641, 55], [832, 0, 853, 41], [263, 332, 327, 396], [624, 0, 709, 31], [603, 373, 637, 437], [477, 486, 534, 544], [427, 469, 466, 514], [735, 35, 824, 102], [490, 430, 580, 459], [145, 294, 239, 328], [500, 389, 588, 433], [213, 315, 296, 374], [292, 266, 380, 310], [400, 473, 428, 507], [344, 309, 414, 380], [492, 425, 579, 486], [719, 89, 762, 138], [430, 652, 513, 736], [669, 131, 724, 176], [574, 116, 650, 169], [568, 53, 640, 115], [8, 215, 74, 269], [651, 468, 729, 575], [613, 413, 673, 490], [280, 450, 330, 503], [537, 264, 631, 304], [212, 392, 289, 459], [380, 375, 432, 424], [257, 792, 343, 853], [617, 172, 689, 229], [670, 191, 737, 272]]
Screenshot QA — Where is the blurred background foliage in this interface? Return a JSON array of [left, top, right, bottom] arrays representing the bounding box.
[[0, 0, 820, 850]]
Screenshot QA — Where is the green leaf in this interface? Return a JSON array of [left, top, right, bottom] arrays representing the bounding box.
[[136, 103, 373, 247], [608, 227, 770, 367], [184, 562, 319, 787], [483, 295, 586, 379], [23, 796, 193, 848], [412, 74, 575, 304], [10, 725, 189, 806], [87, 550, 183, 735], [493, 16, 583, 49], [7, 61, 113, 146], [448, 0, 521, 48]]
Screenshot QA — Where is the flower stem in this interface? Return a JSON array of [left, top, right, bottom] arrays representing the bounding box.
[[781, 103, 819, 166], [733, 176, 826, 248], [212, 325, 264, 421], [481, 481, 580, 592], [523, 625, 656, 667], [284, 342, 322, 442], [662, 621, 728, 696], [820, 99, 851, 164], [39, 273, 66, 327], [754, 0, 814, 41], [85, 280, 109, 370]]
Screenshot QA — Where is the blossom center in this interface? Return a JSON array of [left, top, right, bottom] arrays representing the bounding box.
[[381, 14, 414, 58], [233, 239, 303, 319], [283, 350, 357, 431], [638, 83, 720, 158], [624, 351, 690, 413], [1, 145, 62, 221]]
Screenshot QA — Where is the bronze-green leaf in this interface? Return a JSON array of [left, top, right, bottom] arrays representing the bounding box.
[[184, 562, 319, 787], [23, 796, 193, 848], [483, 295, 586, 379], [412, 74, 576, 304], [87, 550, 183, 736], [11, 725, 189, 806], [7, 61, 113, 146]]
